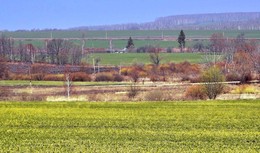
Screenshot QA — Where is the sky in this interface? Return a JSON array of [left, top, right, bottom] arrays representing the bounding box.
[[1, 0, 259, 31]]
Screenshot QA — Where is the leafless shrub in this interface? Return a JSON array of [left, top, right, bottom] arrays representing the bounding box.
[[95, 73, 114, 82], [113, 74, 124, 82], [0, 87, 11, 100], [128, 84, 139, 99], [185, 85, 207, 100], [145, 90, 164, 101], [71, 72, 91, 82]]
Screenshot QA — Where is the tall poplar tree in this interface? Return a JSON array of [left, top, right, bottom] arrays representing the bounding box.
[[178, 30, 186, 52], [126, 37, 134, 49]]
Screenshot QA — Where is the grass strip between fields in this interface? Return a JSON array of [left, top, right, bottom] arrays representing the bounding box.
[[0, 80, 129, 87]]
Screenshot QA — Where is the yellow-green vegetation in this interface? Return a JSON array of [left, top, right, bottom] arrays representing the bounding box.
[[231, 85, 260, 94], [0, 100, 259, 152]]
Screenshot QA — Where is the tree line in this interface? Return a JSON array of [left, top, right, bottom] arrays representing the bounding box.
[[0, 35, 83, 65]]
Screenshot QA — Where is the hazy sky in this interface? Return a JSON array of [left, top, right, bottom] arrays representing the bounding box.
[[1, 0, 259, 30]]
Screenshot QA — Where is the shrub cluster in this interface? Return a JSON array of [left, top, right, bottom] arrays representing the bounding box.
[[145, 90, 165, 101], [95, 73, 114, 82], [113, 74, 124, 82], [71, 72, 91, 82], [94, 73, 124, 82], [226, 72, 253, 83], [127, 84, 139, 99], [185, 85, 207, 100], [121, 62, 201, 82], [43, 74, 64, 81]]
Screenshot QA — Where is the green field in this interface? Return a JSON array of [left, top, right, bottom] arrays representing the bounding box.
[[3, 30, 260, 38], [0, 100, 259, 152], [87, 53, 205, 66], [3, 30, 260, 48]]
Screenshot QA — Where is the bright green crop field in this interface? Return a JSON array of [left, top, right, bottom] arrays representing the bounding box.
[[87, 53, 205, 66], [0, 100, 259, 152]]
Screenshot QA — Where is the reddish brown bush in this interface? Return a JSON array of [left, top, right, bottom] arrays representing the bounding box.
[[167, 63, 176, 73], [113, 74, 124, 82], [181, 75, 201, 83], [181, 75, 190, 82], [0, 57, 8, 79], [128, 84, 139, 98], [95, 73, 114, 82], [43, 74, 64, 81], [145, 90, 165, 101], [240, 73, 253, 83], [149, 75, 166, 82], [189, 76, 202, 83], [31, 73, 45, 81], [0, 87, 11, 100], [225, 73, 240, 81], [233, 51, 254, 83], [9, 74, 31, 80], [175, 61, 201, 75], [185, 85, 207, 100], [71, 72, 91, 82], [129, 70, 140, 82]]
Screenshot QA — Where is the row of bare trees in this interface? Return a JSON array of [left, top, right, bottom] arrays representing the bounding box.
[[47, 39, 82, 65], [0, 35, 14, 61], [0, 35, 83, 65]]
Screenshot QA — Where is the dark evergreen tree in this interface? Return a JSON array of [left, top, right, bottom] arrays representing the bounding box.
[[126, 37, 134, 49], [178, 30, 186, 52]]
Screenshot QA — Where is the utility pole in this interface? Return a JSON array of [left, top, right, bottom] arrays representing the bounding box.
[[81, 33, 86, 55], [93, 58, 96, 74], [109, 39, 113, 52], [161, 31, 164, 40], [119, 63, 122, 75]]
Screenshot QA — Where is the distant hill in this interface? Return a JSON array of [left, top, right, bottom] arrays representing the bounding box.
[[70, 12, 260, 30]]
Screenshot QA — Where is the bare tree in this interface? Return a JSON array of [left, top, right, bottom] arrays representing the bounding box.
[[209, 33, 227, 53], [193, 41, 205, 52], [37, 47, 47, 63], [94, 57, 101, 73], [17, 41, 26, 62], [64, 66, 73, 99], [71, 45, 82, 65], [233, 51, 254, 83], [47, 39, 82, 65], [47, 39, 67, 64], [0, 35, 14, 61], [149, 51, 161, 66], [26, 44, 37, 64], [0, 56, 7, 79]]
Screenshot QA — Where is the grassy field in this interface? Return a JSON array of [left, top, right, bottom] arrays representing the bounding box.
[[0, 100, 259, 152], [3, 30, 260, 48], [3, 30, 260, 38], [82, 39, 184, 48], [87, 53, 205, 66], [13, 38, 196, 48]]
